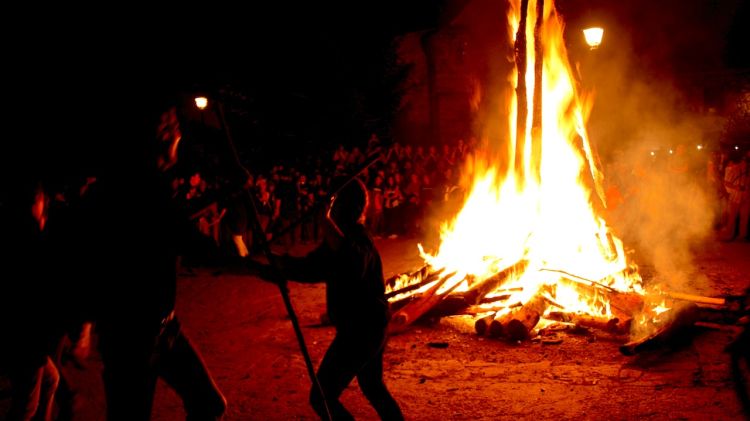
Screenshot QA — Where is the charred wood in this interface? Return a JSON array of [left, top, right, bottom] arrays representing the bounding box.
[[620, 303, 700, 356], [385, 266, 441, 300], [463, 261, 528, 305], [546, 311, 630, 334], [489, 294, 548, 340], [388, 274, 462, 334], [474, 313, 497, 335]]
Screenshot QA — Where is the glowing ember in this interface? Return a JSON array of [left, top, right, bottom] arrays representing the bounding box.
[[387, 0, 660, 338]]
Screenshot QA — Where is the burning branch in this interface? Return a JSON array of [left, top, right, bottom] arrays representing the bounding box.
[[546, 311, 629, 335], [388, 273, 461, 334], [620, 303, 700, 355]]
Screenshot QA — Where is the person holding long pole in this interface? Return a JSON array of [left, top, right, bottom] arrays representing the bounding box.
[[252, 178, 404, 421]]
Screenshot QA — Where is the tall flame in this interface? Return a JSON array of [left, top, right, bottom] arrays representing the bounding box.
[[415, 0, 642, 319]]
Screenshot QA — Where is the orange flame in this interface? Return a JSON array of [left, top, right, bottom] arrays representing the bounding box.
[[403, 0, 646, 322]]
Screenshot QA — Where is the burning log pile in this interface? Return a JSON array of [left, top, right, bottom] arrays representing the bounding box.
[[385, 263, 639, 341], [377, 0, 749, 356], [385, 264, 748, 355]]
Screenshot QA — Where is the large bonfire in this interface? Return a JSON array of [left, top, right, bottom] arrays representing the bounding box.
[[385, 0, 663, 341]]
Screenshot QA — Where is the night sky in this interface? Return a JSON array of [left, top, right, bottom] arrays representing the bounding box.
[[5, 0, 748, 178], [6, 1, 449, 177]]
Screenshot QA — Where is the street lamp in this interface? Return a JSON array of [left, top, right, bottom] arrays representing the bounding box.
[[583, 27, 604, 49], [194, 96, 208, 110]]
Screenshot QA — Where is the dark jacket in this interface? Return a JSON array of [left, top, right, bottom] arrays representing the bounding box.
[[80, 166, 186, 334], [280, 224, 389, 332]]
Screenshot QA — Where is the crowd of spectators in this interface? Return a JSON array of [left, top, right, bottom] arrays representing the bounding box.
[[173, 134, 479, 259]]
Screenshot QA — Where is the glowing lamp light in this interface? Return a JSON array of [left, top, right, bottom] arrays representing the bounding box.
[[650, 151, 656, 157], [195, 96, 209, 110], [669, 149, 674, 155], [735, 145, 740, 150], [697, 144, 703, 150], [583, 27, 604, 49]]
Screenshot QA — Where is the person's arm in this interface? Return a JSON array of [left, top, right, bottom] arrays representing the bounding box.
[[250, 244, 329, 284]]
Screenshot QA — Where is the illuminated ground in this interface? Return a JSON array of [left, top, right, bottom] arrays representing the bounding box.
[[2, 237, 748, 420]]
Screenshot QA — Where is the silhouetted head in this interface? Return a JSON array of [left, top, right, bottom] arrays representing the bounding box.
[[329, 178, 367, 228]]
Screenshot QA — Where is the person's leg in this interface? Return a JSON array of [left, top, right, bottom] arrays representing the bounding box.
[[34, 357, 60, 421], [7, 361, 44, 421], [99, 330, 159, 421], [356, 343, 403, 421], [310, 335, 362, 421], [159, 330, 226, 421]]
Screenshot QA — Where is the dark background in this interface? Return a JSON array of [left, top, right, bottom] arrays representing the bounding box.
[[4, 0, 749, 179]]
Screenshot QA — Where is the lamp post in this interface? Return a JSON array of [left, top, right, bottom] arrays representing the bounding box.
[[583, 27, 604, 50]]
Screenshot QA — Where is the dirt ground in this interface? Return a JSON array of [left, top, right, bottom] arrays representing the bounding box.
[[2, 237, 749, 420]]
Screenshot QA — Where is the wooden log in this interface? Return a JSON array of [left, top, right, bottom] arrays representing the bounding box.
[[388, 295, 416, 313], [479, 288, 522, 305], [503, 294, 548, 340], [663, 291, 726, 306], [488, 309, 512, 338], [541, 269, 646, 318], [553, 275, 644, 319], [609, 291, 645, 319], [465, 261, 528, 305], [513, 0, 530, 183], [489, 294, 548, 340], [530, 0, 544, 185], [422, 291, 475, 320], [385, 269, 444, 301], [546, 311, 630, 334], [462, 302, 521, 316], [389, 260, 526, 326], [388, 271, 457, 317], [620, 303, 700, 355], [474, 313, 497, 335], [385, 266, 441, 299], [388, 274, 462, 334], [385, 264, 429, 288]]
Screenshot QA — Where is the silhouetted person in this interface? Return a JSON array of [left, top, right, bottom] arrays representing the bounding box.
[[256, 178, 403, 421], [0, 183, 61, 421], [79, 89, 226, 420]]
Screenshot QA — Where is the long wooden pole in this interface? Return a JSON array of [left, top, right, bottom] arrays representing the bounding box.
[[531, 0, 544, 184], [514, 0, 530, 183], [216, 102, 332, 421]]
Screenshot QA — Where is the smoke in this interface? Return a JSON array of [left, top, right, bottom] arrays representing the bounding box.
[[581, 14, 723, 293], [605, 142, 717, 291]]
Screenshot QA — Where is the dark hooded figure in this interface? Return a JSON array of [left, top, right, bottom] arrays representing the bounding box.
[[77, 84, 226, 421], [256, 178, 404, 421]]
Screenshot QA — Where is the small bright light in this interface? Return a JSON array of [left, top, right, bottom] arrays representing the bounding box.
[[583, 27, 604, 49], [195, 96, 208, 110], [697, 144, 703, 150], [650, 151, 656, 156], [669, 149, 674, 155], [735, 145, 740, 150]]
